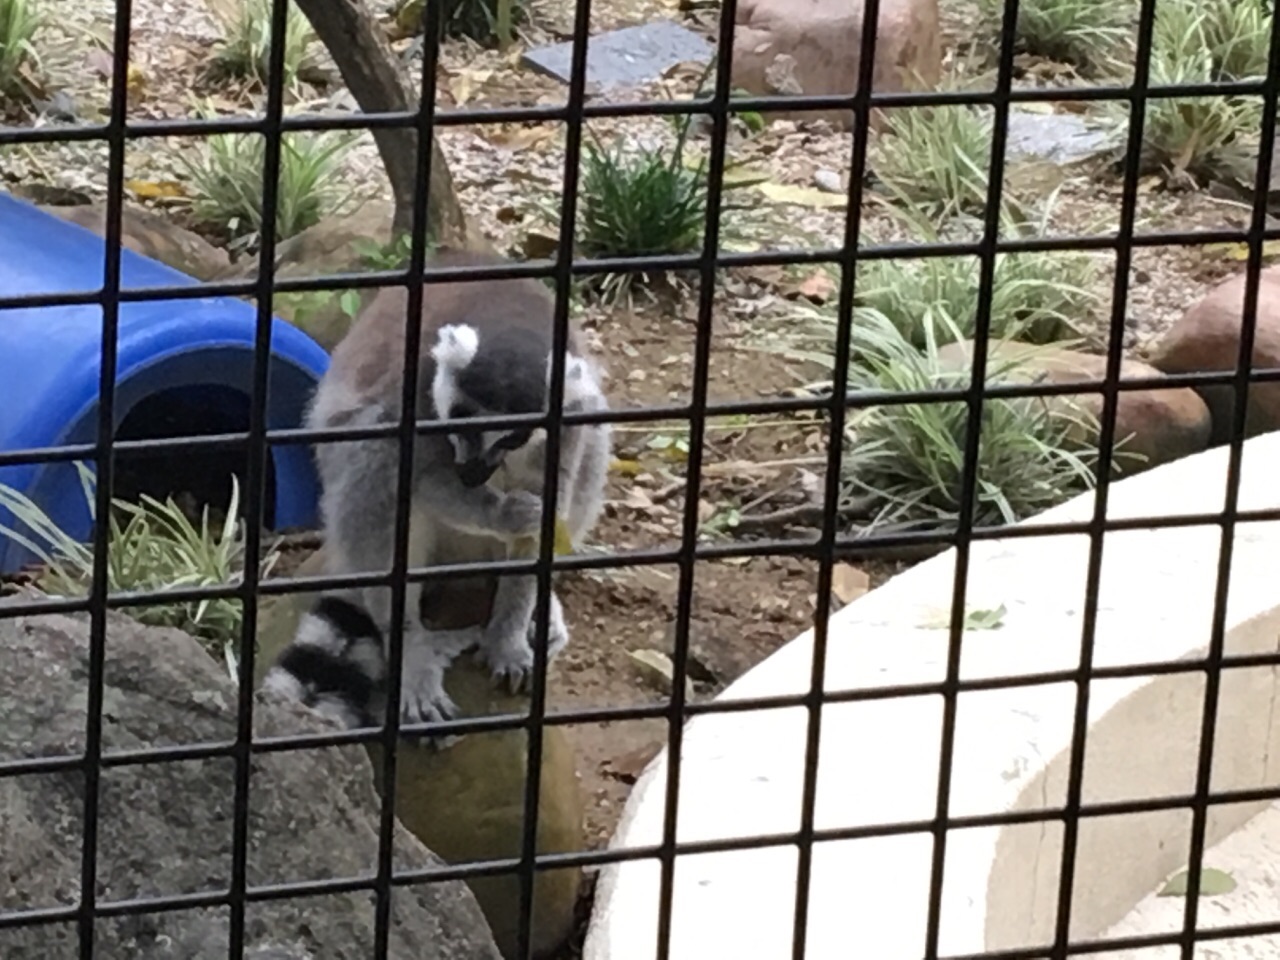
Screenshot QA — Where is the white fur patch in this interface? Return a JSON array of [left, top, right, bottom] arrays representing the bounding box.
[[293, 611, 347, 656], [432, 324, 479, 370], [261, 666, 307, 701], [431, 325, 476, 422], [545, 351, 601, 409]]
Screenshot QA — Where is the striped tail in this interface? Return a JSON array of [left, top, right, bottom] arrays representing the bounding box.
[[262, 596, 387, 730]]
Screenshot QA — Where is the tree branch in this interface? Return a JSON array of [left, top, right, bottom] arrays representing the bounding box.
[[290, 0, 468, 244]]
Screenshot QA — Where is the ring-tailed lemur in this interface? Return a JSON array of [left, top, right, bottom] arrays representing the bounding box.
[[261, 595, 388, 729], [290, 248, 611, 733]]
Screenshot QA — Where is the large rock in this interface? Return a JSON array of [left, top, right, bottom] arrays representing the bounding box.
[[1147, 266, 1280, 445], [255, 549, 585, 960], [0, 611, 501, 960], [256, 200, 399, 353], [936, 340, 1213, 474], [257, 201, 503, 353], [44, 202, 233, 281], [730, 0, 942, 130]]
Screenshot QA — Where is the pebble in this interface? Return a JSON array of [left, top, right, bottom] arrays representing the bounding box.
[[813, 169, 844, 194]]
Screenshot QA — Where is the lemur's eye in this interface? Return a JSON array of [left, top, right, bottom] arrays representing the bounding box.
[[493, 429, 533, 452]]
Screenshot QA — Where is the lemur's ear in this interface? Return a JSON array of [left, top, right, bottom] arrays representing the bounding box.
[[432, 324, 479, 370]]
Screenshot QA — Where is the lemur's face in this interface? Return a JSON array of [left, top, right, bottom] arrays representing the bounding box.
[[447, 394, 537, 488]]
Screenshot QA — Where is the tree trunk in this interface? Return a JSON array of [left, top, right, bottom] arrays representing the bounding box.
[[290, 0, 468, 246]]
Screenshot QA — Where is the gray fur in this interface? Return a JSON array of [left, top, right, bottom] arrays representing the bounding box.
[[304, 249, 611, 731]]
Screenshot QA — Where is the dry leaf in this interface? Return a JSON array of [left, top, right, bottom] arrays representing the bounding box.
[[755, 181, 848, 208], [1203, 240, 1280, 261], [680, 155, 770, 188], [831, 563, 870, 605], [449, 68, 493, 106], [125, 179, 187, 199], [521, 229, 559, 259], [627, 649, 694, 699], [125, 63, 148, 97], [487, 124, 557, 151], [85, 48, 114, 79], [610, 458, 645, 477], [784, 269, 836, 304], [602, 743, 662, 784]]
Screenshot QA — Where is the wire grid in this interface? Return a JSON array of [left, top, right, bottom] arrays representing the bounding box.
[[0, 0, 1278, 956]]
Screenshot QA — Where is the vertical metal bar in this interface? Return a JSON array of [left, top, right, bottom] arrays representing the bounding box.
[[513, 0, 596, 954], [77, 0, 135, 954], [787, 0, 882, 955], [652, 3, 741, 958], [226, 0, 293, 953], [1049, 0, 1163, 952], [1177, 9, 1280, 959], [370, 0, 446, 955], [920, 0, 1021, 954]]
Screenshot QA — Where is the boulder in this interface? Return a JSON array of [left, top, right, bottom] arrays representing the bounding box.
[[0, 611, 501, 960], [255, 200, 399, 353], [730, 0, 942, 130], [255, 549, 586, 960], [936, 340, 1213, 474], [1146, 266, 1280, 445], [255, 202, 503, 353], [44, 202, 232, 282]]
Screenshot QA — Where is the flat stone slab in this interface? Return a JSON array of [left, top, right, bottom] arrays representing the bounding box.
[[1004, 109, 1112, 166], [522, 20, 714, 92]]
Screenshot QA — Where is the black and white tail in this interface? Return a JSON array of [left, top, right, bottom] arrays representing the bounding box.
[[262, 596, 387, 730]]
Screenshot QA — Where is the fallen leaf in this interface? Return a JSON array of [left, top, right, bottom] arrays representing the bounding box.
[[125, 179, 187, 199], [448, 67, 493, 106], [1159, 867, 1236, 898], [393, 0, 424, 37], [681, 155, 771, 189], [602, 743, 662, 784], [830, 563, 869, 604], [126, 63, 147, 97], [756, 180, 849, 208], [627, 649, 694, 699], [487, 124, 557, 151], [1203, 239, 1280, 261], [785, 269, 836, 304], [85, 48, 114, 79], [610, 458, 645, 477], [521, 229, 559, 259], [919, 603, 1007, 631]]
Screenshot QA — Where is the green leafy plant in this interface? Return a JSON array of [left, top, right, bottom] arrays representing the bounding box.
[[855, 248, 1096, 347], [849, 201, 1097, 347], [0, 0, 42, 98], [0, 465, 279, 659], [843, 312, 1108, 529], [395, 0, 528, 47], [1161, 0, 1272, 82], [209, 0, 319, 90], [178, 110, 356, 251], [974, 0, 1131, 71], [871, 100, 993, 220], [767, 307, 1118, 530], [1125, 0, 1269, 183]]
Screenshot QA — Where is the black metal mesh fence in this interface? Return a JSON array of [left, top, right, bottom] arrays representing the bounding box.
[[3, 0, 1280, 956]]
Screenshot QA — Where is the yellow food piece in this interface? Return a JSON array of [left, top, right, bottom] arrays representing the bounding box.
[[512, 516, 575, 558]]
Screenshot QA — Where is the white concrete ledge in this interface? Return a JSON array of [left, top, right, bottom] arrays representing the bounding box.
[[584, 432, 1280, 960]]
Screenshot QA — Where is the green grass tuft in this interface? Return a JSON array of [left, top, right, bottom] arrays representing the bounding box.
[[0, 0, 42, 99], [209, 0, 319, 90], [0, 465, 279, 663], [178, 109, 356, 251], [974, 0, 1132, 71]]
